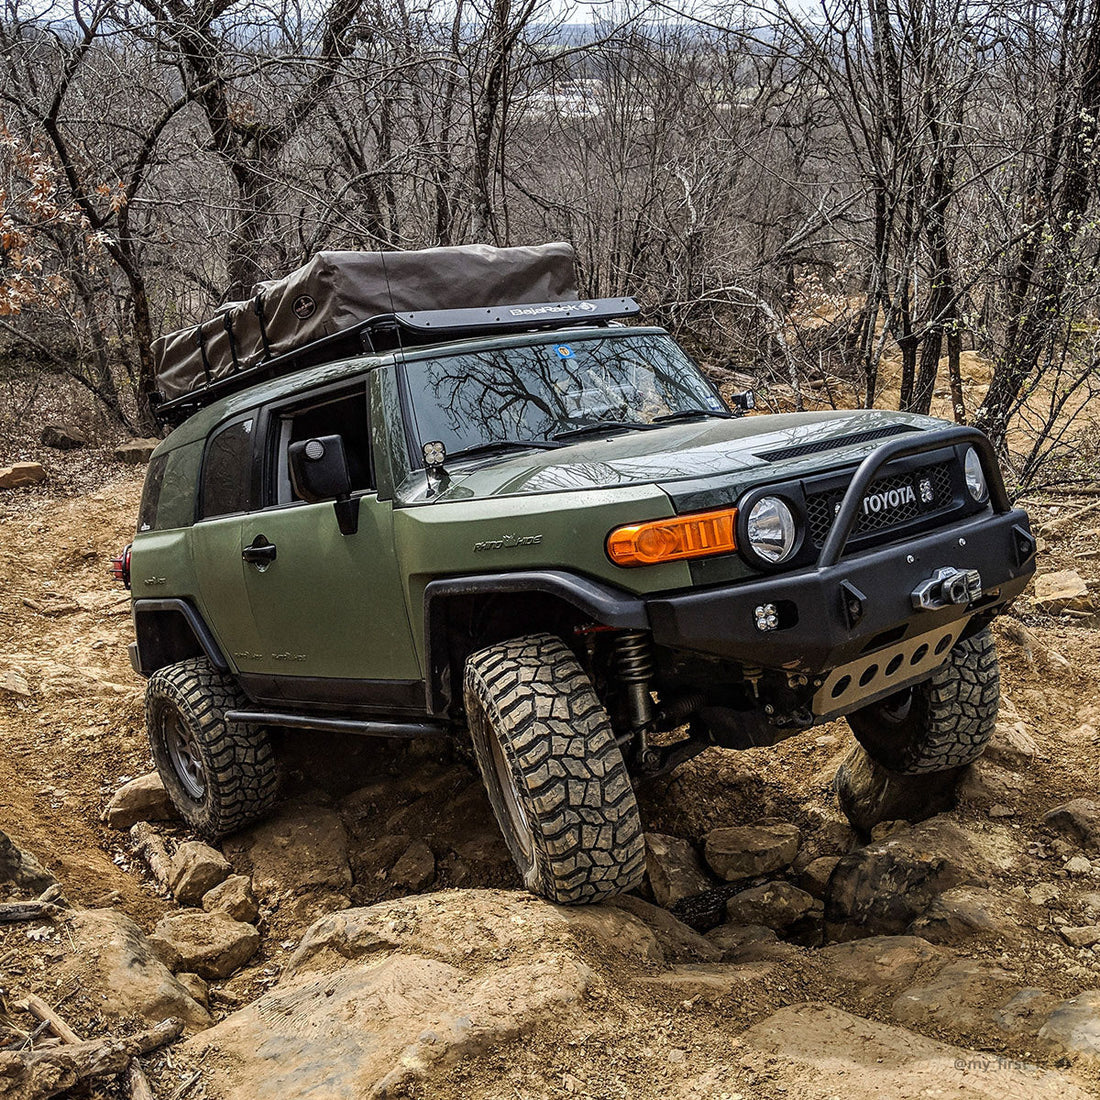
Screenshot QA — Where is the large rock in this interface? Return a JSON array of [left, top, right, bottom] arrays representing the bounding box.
[[288, 890, 662, 975], [1062, 925, 1100, 947], [57, 909, 210, 1029], [908, 886, 1035, 945], [644, 832, 711, 907], [1033, 569, 1093, 614], [170, 841, 231, 905], [203, 875, 260, 924], [0, 830, 56, 894], [604, 895, 720, 963], [40, 424, 88, 450], [984, 720, 1039, 767], [995, 988, 1062, 1038], [824, 816, 980, 937], [834, 743, 961, 834], [0, 462, 46, 489], [1038, 991, 1100, 1059], [113, 438, 159, 464], [724, 881, 821, 939], [102, 772, 177, 830], [818, 935, 942, 992], [703, 823, 800, 881], [149, 909, 261, 980], [892, 959, 1025, 1033], [181, 890, 661, 1097], [957, 758, 1027, 807], [797, 855, 840, 899], [743, 1002, 1089, 1099], [1044, 799, 1100, 850]]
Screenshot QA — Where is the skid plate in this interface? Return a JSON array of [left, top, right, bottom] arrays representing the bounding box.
[[812, 622, 966, 716]]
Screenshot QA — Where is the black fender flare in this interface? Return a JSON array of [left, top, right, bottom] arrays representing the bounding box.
[[131, 598, 228, 675], [422, 570, 649, 715]]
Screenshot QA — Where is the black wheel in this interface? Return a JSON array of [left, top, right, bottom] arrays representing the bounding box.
[[846, 627, 1000, 775], [145, 658, 280, 838], [463, 633, 645, 905]]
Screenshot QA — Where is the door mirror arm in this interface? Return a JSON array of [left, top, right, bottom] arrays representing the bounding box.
[[334, 497, 360, 536]]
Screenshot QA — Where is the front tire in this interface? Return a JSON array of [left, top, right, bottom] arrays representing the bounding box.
[[846, 626, 1000, 775], [145, 658, 280, 838], [464, 633, 645, 905]]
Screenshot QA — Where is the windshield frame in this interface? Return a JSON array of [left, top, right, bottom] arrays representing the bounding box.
[[395, 327, 726, 471]]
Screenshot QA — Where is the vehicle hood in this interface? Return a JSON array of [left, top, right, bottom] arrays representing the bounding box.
[[399, 409, 947, 503]]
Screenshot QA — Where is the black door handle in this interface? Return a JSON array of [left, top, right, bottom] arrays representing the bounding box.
[[242, 536, 277, 565]]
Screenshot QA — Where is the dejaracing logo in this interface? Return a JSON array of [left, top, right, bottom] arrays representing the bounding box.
[[507, 302, 597, 317]]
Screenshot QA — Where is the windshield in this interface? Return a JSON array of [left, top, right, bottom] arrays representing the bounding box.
[[401, 332, 724, 461]]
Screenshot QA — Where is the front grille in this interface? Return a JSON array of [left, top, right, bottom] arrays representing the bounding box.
[[805, 461, 954, 547]]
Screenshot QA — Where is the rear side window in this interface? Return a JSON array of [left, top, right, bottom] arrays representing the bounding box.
[[137, 442, 201, 532], [201, 418, 255, 518]]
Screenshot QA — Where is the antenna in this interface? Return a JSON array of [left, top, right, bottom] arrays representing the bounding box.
[[377, 246, 403, 358]]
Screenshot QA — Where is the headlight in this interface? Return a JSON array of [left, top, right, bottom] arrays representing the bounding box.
[[746, 496, 798, 564], [964, 447, 988, 502]]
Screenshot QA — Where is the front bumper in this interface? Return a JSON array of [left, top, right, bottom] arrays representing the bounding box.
[[647, 506, 1035, 676]]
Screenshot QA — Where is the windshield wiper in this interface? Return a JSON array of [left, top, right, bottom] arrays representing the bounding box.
[[652, 408, 733, 423], [447, 439, 563, 462], [553, 420, 654, 442]]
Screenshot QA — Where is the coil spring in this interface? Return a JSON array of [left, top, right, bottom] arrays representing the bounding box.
[[615, 631, 655, 684]]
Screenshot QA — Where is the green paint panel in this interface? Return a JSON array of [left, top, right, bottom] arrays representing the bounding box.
[[233, 498, 421, 681]]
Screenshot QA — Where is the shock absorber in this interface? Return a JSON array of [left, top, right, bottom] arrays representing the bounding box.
[[614, 631, 655, 755]]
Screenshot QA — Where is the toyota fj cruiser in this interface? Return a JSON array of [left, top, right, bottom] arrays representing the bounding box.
[[116, 243, 1036, 904]]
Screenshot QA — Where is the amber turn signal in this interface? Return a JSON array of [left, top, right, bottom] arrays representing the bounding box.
[[606, 507, 738, 567]]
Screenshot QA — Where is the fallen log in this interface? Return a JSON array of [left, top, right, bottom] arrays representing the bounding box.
[[12, 997, 80, 1045], [0, 903, 65, 926], [127, 1058, 155, 1100], [130, 822, 173, 892], [1038, 499, 1100, 538], [0, 1017, 182, 1100]]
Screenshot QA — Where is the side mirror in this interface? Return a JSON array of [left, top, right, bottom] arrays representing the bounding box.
[[288, 435, 359, 535]]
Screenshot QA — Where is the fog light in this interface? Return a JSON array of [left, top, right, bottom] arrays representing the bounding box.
[[423, 440, 447, 468], [919, 476, 934, 504], [754, 603, 779, 631]]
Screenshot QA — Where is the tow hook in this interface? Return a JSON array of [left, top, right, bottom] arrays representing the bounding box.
[[911, 566, 982, 611]]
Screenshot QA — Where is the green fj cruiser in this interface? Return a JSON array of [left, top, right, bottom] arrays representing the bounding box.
[[115, 243, 1036, 904]]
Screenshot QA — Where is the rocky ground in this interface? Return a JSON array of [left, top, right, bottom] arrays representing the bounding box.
[[3, 457, 1100, 1098]]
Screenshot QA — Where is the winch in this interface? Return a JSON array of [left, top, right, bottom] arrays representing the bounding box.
[[911, 566, 983, 611]]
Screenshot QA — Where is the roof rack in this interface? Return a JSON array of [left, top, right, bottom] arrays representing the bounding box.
[[152, 296, 640, 427]]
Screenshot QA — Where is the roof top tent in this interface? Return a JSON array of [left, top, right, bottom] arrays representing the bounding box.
[[151, 242, 638, 426]]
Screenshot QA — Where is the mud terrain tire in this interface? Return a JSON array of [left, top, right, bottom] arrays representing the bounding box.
[[145, 658, 279, 838], [846, 627, 1000, 774], [464, 633, 645, 904]]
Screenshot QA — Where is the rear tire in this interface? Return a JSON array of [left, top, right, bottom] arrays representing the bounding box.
[[464, 633, 645, 904], [846, 627, 1000, 774], [145, 658, 280, 838]]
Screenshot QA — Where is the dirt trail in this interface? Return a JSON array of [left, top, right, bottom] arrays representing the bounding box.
[[4, 467, 1100, 1098], [0, 475, 171, 921]]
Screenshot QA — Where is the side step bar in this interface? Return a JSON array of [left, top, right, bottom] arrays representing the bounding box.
[[224, 710, 447, 739]]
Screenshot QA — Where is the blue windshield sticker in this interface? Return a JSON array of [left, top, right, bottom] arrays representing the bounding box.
[[555, 345, 574, 359], [706, 395, 723, 410]]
